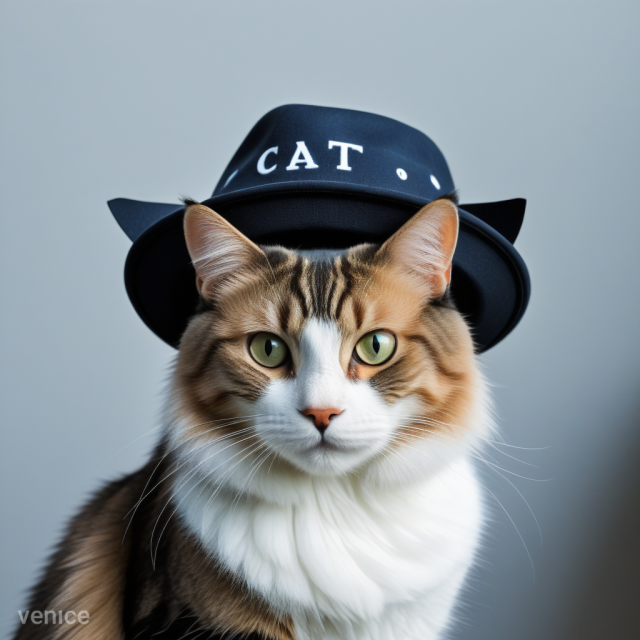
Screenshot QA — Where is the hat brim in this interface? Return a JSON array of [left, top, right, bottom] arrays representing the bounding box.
[[112, 191, 530, 352]]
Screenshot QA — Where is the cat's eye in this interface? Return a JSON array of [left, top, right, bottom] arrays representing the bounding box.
[[354, 330, 396, 366], [248, 332, 290, 368]]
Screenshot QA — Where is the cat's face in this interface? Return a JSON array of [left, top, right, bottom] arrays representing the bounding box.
[[171, 199, 482, 486]]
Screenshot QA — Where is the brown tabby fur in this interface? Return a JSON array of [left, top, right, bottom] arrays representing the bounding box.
[[15, 196, 475, 640], [15, 453, 295, 640]]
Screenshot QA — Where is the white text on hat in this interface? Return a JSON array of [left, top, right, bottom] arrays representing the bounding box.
[[256, 140, 364, 175]]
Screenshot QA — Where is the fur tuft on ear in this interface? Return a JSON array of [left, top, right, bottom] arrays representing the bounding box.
[[183, 201, 267, 300], [439, 190, 459, 206], [181, 196, 201, 208], [379, 196, 459, 297]]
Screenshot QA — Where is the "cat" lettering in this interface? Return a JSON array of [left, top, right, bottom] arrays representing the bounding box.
[[256, 140, 363, 175]]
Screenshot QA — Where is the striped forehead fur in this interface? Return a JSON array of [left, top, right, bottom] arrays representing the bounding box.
[[263, 244, 379, 322]]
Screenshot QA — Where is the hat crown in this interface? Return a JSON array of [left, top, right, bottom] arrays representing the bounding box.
[[109, 104, 529, 353], [212, 104, 455, 202]]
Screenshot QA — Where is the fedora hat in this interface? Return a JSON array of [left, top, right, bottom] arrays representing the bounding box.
[[109, 104, 530, 352]]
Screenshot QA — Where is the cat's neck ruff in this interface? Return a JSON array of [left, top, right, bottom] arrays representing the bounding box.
[[169, 389, 491, 639]]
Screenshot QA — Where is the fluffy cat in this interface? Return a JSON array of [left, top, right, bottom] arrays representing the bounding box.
[[15, 195, 492, 640]]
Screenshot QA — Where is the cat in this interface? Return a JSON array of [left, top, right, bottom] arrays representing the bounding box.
[[15, 194, 493, 640]]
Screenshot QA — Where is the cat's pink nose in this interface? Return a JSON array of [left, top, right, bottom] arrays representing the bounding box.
[[301, 407, 344, 434]]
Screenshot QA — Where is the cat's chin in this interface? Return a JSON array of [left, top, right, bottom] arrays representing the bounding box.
[[277, 441, 379, 477]]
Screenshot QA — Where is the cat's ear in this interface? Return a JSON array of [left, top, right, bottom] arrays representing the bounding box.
[[183, 201, 267, 300], [378, 196, 459, 297]]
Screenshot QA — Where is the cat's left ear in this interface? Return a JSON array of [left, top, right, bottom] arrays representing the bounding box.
[[183, 201, 267, 300], [378, 196, 459, 297]]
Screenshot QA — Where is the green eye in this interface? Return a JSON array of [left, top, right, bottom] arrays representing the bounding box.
[[354, 330, 396, 366], [249, 332, 289, 368]]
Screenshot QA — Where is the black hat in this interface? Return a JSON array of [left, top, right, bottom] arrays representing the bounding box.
[[109, 104, 530, 352]]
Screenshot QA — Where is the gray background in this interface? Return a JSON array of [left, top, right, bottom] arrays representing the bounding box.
[[1, 1, 639, 638]]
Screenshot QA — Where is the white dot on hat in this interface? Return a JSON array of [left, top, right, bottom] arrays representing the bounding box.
[[396, 168, 407, 180], [430, 174, 440, 190]]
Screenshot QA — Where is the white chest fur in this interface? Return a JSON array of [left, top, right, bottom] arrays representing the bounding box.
[[175, 453, 483, 640]]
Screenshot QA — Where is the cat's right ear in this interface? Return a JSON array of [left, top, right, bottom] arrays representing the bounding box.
[[183, 201, 267, 300], [377, 196, 459, 298]]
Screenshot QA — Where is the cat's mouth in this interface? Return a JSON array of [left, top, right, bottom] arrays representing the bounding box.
[[312, 439, 341, 452], [307, 438, 366, 455]]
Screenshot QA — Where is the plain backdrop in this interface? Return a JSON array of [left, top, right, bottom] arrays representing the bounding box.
[[1, 2, 639, 639]]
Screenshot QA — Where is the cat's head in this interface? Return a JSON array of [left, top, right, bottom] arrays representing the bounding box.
[[168, 197, 489, 493]]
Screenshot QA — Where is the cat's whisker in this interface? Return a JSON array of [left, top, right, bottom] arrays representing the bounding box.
[[483, 441, 541, 468], [123, 424, 259, 536], [392, 435, 538, 578], [393, 418, 543, 468], [172, 616, 204, 640], [377, 442, 428, 481], [399, 424, 544, 474], [102, 424, 162, 467], [484, 465, 543, 545], [151, 438, 266, 568], [229, 445, 273, 514], [379, 438, 480, 496], [176, 627, 211, 640], [391, 424, 549, 482], [127, 415, 265, 520], [173, 423, 258, 458], [197, 440, 270, 530], [370, 447, 406, 485], [187, 440, 270, 536], [477, 458, 550, 483], [487, 442, 550, 451], [379, 433, 543, 559], [173, 438, 267, 537], [399, 416, 544, 456], [126, 429, 253, 524], [484, 485, 536, 579], [148, 433, 263, 565], [174, 417, 270, 451], [395, 415, 486, 436], [167, 430, 263, 499], [477, 441, 546, 471]]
